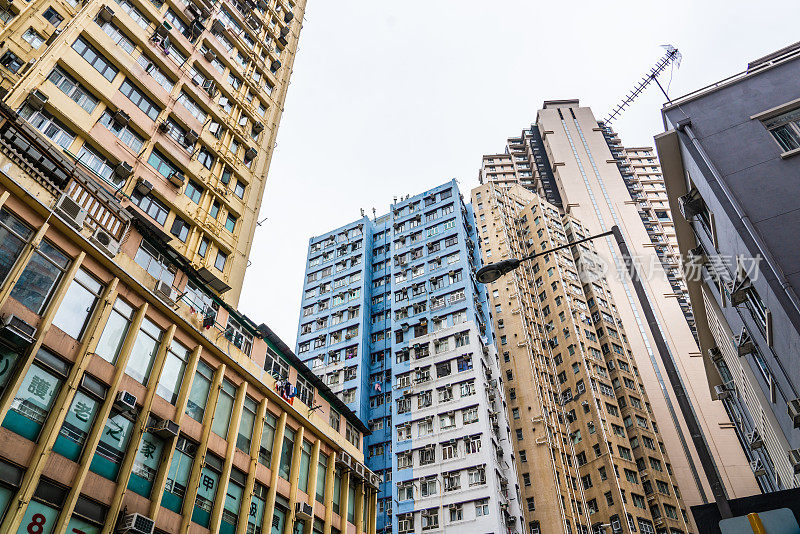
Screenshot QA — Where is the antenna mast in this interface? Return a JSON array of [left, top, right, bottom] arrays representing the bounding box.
[[604, 45, 682, 124]]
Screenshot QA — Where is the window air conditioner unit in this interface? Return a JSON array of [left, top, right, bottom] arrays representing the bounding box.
[[112, 109, 130, 127], [270, 59, 281, 72], [184, 130, 199, 145], [713, 384, 730, 400], [26, 89, 48, 110], [211, 19, 225, 33], [403, 389, 413, 396], [153, 418, 179, 439], [677, 190, 704, 220], [708, 346, 723, 362], [336, 451, 352, 468], [728, 277, 752, 306], [750, 459, 766, 477], [735, 328, 754, 356], [135, 178, 153, 196], [295, 502, 313, 521], [55, 194, 87, 229], [203, 48, 216, 62], [98, 5, 115, 24], [252, 121, 264, 134], [747, 430, 763, 450], [155, 280, 174, 302], [91, 227, 120, 257], [114, 390, 137, 412], [157, 121, 171, 134], [790, 448, 800, 474], [114, 161, 133, 179], [354, 462, 365, 478], [284, 11, 294, 23], [118, 512, 155, 534], [279, 25, 289, 38], [788, 398, 800, 429], [244, 147, 257, 161], [168, 171, 186, 187], [1, 314, 36, 344]]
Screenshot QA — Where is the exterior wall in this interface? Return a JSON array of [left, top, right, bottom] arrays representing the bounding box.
[[656, 45, 800, 492], [0, 0, 304, 307], [474, 182, 694, 534], [0, 107, 377, 533], [296, 180, 523, 534]]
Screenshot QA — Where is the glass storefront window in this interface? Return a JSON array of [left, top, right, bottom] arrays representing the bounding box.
[[192, 455, 222, 528], [53, 390, 100, 460], [162, 436, 196, 513], [2, 354, 66, 441], [128, 416, 164, 497], [247, 483, 267, 534], [220, 470, 245, 534], [89, 411, 134, 479]]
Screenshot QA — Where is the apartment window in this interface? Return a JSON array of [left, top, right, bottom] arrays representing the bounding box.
[[220, 469, 246, 532], [185, 180, 203, 204], [234, 180, 246, 199], [0, 51, 23, 73], [131, 190, 169, 226], [124, 317, 163, 384], [764, 108, 800, 152], [258, 412, 277, 466], [198, 237, 210, 258], [215, 250, 228, 272], [98, 111, 144, 152], [225, 213, 237, 233], [170, 216, 190, 243], [177, 91, 207, 122], [163, 436, 197, 512], [47, 66, 98, 112], [20, 107, 75, 149], [52, 268, 103, 340], [278, 427, 295, 479], [22, 28, 45, 49], [134, 240, 174, 287], [197, 147, 215, 170], [10, 238, 69, 314], [234, 396, 257, 453], [3, 349, 68, 441], [157, 340, 189, 404], [53, 374, 106, 460], [72, 36, 117, 81], [147, 148, 179, 179], [93, 298, 134, 363], [192, 453, 223, 527], [43, 6, 64, 26], [128, 415, 165, 497], [316, 453, 328, 503], [211, 379, 236, 437], [77, 143, 117, 185]]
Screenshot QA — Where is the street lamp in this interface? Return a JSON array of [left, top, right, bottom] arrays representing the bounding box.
[[476, 228, 615, 284]]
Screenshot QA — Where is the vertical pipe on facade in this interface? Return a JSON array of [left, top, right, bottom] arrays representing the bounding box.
[[47, 300, 148, 533], [179, 362, 226, 533], [101, 323, 178, 534], [261, 411, 288, 533], [0, 272, 115, 531], [148, 345, 204, 521]]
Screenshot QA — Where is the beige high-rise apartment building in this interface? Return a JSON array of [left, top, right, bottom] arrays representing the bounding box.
[[478, 101, 759, 512], [473, 182, 694, 534]]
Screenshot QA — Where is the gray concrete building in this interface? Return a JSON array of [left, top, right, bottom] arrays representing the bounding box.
[[656, 41, 800, 492]]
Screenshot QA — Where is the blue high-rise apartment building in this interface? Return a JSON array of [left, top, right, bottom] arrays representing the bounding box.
[[296, 180, 522, 534]]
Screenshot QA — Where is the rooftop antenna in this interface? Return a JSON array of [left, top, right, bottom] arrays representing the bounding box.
[[604, 45, 682, 124], [360, 208, 365, 217], [372, 207, 376, 220]]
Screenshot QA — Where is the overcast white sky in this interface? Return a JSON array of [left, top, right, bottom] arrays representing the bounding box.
[[239, 0, 800, 345]]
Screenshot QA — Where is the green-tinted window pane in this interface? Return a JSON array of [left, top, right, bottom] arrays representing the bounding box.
[[94, 300, 132, 363], [128, 431, 164, 497], [192, 465, 219, 527], [66, 515, 100, 534], [90, 412, 134, 479], [298, 441, 311, 493], [163, 448, 193, 513], [347, 484, 355, 522], [2, 363, 62, 441], [278, 427, 295, 480], [53, 391, 99, 460], [221, 479, 243, 532], [20, 500, 59, 534], [248, 487, 266, 534], [0, 485, 14, 522], [332, 468, 341, 514], [212, 380, 235, 437], [186, 361, 212, 421], [258, 413, 277, 466], [125, 318, 162, 384], [316, 453, 327, 503], [272, 508, 286, 534]]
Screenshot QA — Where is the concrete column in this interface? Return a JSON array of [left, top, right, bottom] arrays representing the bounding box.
[[178, 363, 226, 533], [0, 221, 48, 311], [323, 452, 336, 534], [339, 470, 351, 534], [354, 481, 364, 534], [303, 439, 321, 534], [283, 426, 305, 534], [367, 489, 377, 534]]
